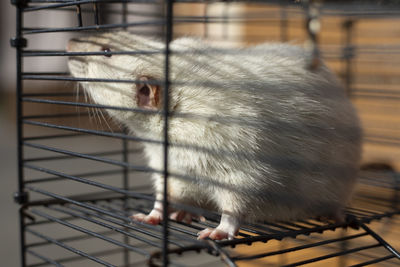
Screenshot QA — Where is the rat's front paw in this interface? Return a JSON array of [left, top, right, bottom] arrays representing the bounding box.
[[130, 209, 162, 225], [197, 228, 235, 240], [197, 213, 240, 240]]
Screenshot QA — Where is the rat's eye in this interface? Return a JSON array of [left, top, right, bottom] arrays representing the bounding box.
[[101, 47, 112, 57]]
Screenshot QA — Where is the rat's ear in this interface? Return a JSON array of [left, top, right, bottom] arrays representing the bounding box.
[[136, 76, 160, 110]]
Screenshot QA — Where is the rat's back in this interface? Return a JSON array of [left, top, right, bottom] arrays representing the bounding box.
[[167, 38, 362, 222]]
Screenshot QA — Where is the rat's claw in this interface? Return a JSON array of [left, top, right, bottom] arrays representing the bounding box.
[[197, 228, 234, 240], [197, 228, 213, 240], [197, 215, 207, 222], [130, 210, 162, 225]]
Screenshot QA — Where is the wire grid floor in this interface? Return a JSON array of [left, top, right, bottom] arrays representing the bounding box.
[[22, 178, 400, 267]]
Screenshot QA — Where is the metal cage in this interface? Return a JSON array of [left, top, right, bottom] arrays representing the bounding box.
[[11, 0, 400, 266]]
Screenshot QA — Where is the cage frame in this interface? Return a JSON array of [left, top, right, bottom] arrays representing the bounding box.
[[11, 0, 400, 266]]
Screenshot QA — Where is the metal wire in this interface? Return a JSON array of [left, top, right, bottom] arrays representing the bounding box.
[[28, 248, 126, 267], [26, 249, 65, 267], [281, 244, 383, 267], [25, 185, 203, 245], [11, 0, 400, 266], [163, 0, 173, 265], [26, 228, 116, 267]]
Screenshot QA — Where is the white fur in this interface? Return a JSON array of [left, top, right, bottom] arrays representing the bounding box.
[[67, 31, 362, 238]]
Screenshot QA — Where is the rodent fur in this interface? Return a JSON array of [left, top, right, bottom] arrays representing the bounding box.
[[67, 31, 362, 239]]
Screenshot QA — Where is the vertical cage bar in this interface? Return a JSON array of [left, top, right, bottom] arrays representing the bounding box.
[[121, 4, 129, 264], [122, 1, 128, 26], [94, 3, 100, 25], [203, 3, 209, 38], [18, 209, 26, 267], [280, 2, 288, 42], [15, 3, 26, 267], [304, 0, 321, 70], [222, 3, 228, 40], [76, 4, 83, 27], [343, 19, 355, 97], [122, 127, 130, 266], [163, 0, 173, 265]]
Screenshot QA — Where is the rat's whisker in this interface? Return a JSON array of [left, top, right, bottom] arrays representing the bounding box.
[[98, 107, 114, 133]]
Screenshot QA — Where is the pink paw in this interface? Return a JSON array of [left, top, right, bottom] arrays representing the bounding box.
[[130, 210, 162, 225], [197, 228, 234, 240], [169, 210, 206, 224]]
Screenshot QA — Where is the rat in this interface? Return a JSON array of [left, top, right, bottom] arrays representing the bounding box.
[[67, 31, 362, 240]]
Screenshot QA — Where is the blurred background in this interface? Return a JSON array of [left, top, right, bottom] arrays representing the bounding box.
[[1, 2, 19, 266], [1, 1, 400, 266]]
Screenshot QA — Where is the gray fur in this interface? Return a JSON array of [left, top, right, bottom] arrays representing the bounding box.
[[67, 31, 362, 239]]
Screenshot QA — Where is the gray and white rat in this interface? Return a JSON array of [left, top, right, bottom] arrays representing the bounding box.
[[67, 31, 362, 240]]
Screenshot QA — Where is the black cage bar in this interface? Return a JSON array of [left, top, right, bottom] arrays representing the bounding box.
[[11, 0, 400, 266]]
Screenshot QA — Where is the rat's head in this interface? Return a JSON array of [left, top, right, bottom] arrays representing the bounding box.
[[67, 31, 165, 130]]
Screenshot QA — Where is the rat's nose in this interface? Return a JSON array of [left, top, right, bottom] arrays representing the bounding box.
[[66, 39, 78, 52], [66, 40, 73, 52]]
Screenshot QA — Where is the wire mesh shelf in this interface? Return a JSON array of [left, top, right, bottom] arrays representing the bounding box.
[[22, 183, 400, 266]]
